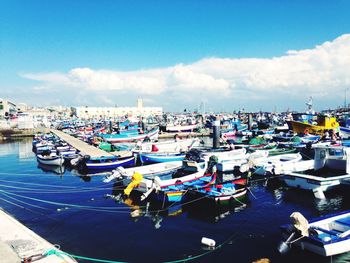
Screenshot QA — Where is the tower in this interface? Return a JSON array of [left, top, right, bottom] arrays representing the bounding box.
[[137, 98, 143, 108]]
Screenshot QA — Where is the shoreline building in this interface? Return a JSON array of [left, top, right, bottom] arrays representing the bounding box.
[[75, 99, 162, 119], [0, 99, 17, 120]]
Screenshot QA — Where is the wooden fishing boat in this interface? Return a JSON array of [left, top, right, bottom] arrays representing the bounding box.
[[36, 153, 64, 166], [139, 152, 186, 164], [123, 158, 210, 203], [251, 153, 303, 176], [76, 155, 136, 173], [190, 181, 248, 204], [200, 147, 247, 162], [280, 211, 350, 256], [132, 138, 200, 153], [166, 124, 197, 133], [216, 158, 249, 172], [288, 116, 339, 135], [340, 126, 350, 139], [100, 127, 159, 143], [103, 161, 183, 183]]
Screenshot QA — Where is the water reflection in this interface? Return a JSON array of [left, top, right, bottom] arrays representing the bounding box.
[[18, 139, 34, 159], [108, 184, 249, 227], [37, 163, 65, 176]]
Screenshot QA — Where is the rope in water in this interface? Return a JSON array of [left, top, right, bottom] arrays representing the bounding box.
[[0, 188, 215, 214], [0, 184, 119, 194], [42, 228, 237, 263]]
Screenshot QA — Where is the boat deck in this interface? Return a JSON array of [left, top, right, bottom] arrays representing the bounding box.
[[51, 129, 131, 158], [293, 167, 346, 178]]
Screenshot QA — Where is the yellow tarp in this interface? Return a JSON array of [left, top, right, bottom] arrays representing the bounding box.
[[124, 172, 143, 196]]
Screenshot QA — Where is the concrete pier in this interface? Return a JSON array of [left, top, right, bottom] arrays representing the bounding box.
[[0, 208, 76, 262], [51, 129, 131, 158]]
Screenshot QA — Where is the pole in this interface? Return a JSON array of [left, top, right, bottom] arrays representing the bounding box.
[[248, 113, 253, 130], [212, 116, 220, 149]]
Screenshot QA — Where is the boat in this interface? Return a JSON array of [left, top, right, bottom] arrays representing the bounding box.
[[36, 153, 64, 166], [166, 124, 197, 133], [122, 153, 212, 203], [288, 115, 339, 135], [188, 178, 248, 204], [280, 211, 350, 257], [100, 127, 159, 143], [200, 147, 247, 162], [132, 138, 200, 153], [138, 152, 186, 164], [216, 158, 249, 172], [281, 145, 350, 198], [74, 155, 136, 173], [251, 153, 303, 176], [340, 126, 350, 139], [103, 161, 183, 183]]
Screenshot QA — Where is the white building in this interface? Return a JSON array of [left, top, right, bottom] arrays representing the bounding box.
[[0, 99, 17, 119], [75, 99, 162, 119]]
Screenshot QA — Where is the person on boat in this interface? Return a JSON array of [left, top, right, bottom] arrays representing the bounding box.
[[226, 140, 235, 150], [143, 136, 151, 142], [138, 127, 144, 134], [174, 134, 181, 142], [319, 130, 330, 142], [330, 128, 340, 144]]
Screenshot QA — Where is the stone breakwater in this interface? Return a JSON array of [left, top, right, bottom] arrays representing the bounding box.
[[0, 128, 50, 140]]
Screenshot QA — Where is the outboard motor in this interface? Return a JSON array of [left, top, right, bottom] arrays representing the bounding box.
[[207, 155, 219, 174], [185, 149, 203, 162]]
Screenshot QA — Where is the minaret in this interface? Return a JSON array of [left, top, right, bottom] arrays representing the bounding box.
[[137, 98, 143, 108], [305, 97, 314, 114]]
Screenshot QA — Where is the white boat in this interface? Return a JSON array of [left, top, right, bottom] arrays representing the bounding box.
[[340, 126, 350, 139], [282, 145, 350, 198], [132, 138, 200, 153], [103, 161, 183, 183], [166, 124, 197, 133], [280, 211, 350, 257], [120, 157, 210, 203], [200, 147, 247, 162], [37, 153, 64, 166], [216, 158, 249, 172], [251, 153, 303, 175]]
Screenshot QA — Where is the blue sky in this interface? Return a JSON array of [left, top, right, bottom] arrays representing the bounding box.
[[1, 0, 350, 112]]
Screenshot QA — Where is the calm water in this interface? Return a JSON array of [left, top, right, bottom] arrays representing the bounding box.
[[1, 138, 350, 263]]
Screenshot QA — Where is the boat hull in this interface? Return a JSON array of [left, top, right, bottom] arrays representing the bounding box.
[[282, 172, 350, 192], [37, 155, 64, 166], [281, 210, 350, 256], [102, 128, 159, 143], [85, 156, 136, 171], [139, 152, 186, 164]]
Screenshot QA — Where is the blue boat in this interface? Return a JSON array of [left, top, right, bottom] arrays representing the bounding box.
[[77, 155, 136, 173], [100, 127, 159, 143], [139, 152, 186, 164]]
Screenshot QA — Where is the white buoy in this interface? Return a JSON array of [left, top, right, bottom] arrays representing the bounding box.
[[201, 237, 216, 247], [130, 210, 141, 218]]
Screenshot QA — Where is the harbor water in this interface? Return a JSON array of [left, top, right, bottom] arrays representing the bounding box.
[[1, 138, 350, 262]]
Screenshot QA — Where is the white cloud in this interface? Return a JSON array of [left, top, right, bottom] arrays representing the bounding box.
[[20, 34, 350, 110]]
